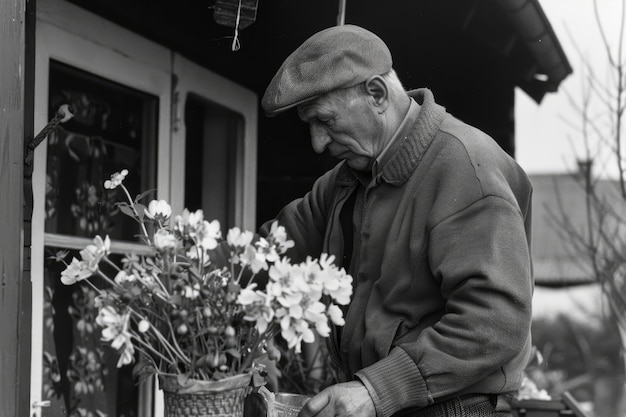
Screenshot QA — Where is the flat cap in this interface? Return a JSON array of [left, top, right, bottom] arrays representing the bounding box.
[[262, 25, 393, 116]]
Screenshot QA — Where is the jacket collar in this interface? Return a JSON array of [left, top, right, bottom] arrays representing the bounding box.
[[335, 88, 447, 187], [381, 88, 447, 185]]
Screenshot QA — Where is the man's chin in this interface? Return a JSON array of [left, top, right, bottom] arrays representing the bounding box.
[[345, 159, 371, 172]]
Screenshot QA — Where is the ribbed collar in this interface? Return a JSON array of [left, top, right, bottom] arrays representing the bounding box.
[[336, 88, 447, 186], [372, 98, 419, 178]]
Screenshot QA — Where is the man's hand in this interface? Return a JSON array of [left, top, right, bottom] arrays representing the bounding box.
[[297, 381, 376, 417]]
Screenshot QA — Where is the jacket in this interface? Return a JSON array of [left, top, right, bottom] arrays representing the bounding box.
[[263, 88, 534, 417]]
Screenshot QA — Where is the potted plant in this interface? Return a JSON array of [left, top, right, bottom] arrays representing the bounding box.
[[59, 170, 353, 417]]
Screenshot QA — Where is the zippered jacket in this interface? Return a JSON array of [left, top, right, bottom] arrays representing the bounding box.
[[262, 88, 533, 417]]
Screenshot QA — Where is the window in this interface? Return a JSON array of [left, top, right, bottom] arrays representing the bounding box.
[[31, 1, 257, 416], [184, 94, 243, 230]]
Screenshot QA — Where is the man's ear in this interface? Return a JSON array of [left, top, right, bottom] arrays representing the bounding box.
[[364, 75, 388, 112]]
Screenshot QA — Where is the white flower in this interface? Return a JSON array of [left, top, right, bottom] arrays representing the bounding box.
[[327, 304, 345, 326], [238, 288, 261, 306], [117, 346, 135, 367], [114, 270, 137, 284], [317, 253, 353, 305], [187, 209, 205, 228], [103, 169, 129, 189], [179, 210, 222, 250], [61, 257, 93, 285], [153, 229, 178, 251], [255, 237, 280, 264], [269, 221, 295, 254], [227, 227, 254, 248], [255, 222, 295, 264], [198, 220, 222, 250], [278, 292, 304, 319], [145, 199, 172, 222], [174, 209, 204, 237], [96, 306, 135, 367], [279, 317, 315, 353], [183, 283, 201, 299], [79, 235, 111, 272], [239, 244, 268, 274], [267, 258, 293, 293], [313, 317, 331, 338], [238, 285, 274, 334]]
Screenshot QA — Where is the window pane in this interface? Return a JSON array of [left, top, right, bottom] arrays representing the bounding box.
[[184, 94, 243, 229], [41, 248, 138, 417], [45, 60, 158, 241], [41, 60, 158, 417]]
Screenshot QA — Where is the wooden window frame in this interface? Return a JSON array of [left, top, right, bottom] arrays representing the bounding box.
[[30, 1, 258, 416]]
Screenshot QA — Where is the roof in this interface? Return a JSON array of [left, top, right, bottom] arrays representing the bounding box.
[[530, 173, 623, 287], [67, 0, 571, 104], [496, 0, 573, 102]]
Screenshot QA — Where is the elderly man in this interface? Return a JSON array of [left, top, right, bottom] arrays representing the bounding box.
[[260, 25, 533, 417]]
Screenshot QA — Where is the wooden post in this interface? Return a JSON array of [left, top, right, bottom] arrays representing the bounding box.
[[0, 0, 34, 415], [337, 0, 346, 25]]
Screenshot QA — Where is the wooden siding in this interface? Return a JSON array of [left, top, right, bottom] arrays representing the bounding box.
[[0, 0, 34, 415]]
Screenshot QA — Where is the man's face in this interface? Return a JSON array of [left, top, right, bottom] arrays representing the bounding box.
[[297, 89, 384, 172]]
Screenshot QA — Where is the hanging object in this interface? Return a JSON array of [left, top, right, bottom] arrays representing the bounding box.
[[213, 0, 259, 51], [337, 0, 346, 26]]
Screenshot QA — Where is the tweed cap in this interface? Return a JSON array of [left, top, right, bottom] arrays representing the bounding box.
[[262, 25, 393, 116]]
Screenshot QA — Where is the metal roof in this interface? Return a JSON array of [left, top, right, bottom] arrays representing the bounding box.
[[530, 174, 623, 287]]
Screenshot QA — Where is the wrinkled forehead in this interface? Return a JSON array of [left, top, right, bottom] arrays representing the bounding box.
[[297, 86, 359, 121], [297, 96, 333, 121]]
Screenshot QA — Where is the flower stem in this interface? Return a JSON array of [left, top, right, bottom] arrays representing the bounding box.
[[132, 334, 176, 367], [240, 324, 280, 371], [97, 269, 121, 289], [103, 256, 122, 273], [121, 184, 150, 239], [126, 307, 188, 366]]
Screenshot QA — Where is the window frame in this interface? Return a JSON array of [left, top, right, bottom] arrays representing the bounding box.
[[30, 1, 258, 416], [170, 53, 258, 230]]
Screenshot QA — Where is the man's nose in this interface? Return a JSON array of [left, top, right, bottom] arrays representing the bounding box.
[[310, 125, 331, 154]]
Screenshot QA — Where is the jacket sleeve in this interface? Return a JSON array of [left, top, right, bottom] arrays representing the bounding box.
[[259, 168, 337, 263], [356, 195, 533, 416]]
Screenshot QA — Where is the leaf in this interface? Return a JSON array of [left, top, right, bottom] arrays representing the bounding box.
[[225, 348, 241, 359], [169, 294, 182, 306], [135, 189, 157, 204], [228, 282, 241, 294], [116, 203, 137, 220], [132, 360, 156, 380], [134, 203, 147, 222], [212, 370, 227, 380], [176, 373, 190, 386], [195, 328, 211, 337], [48, 250, 69, 262]]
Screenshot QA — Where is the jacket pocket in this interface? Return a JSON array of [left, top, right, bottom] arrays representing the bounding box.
[[361, 317, 403, 367]]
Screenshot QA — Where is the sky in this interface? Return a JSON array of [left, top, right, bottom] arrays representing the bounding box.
[[515, 0, 624, 178]]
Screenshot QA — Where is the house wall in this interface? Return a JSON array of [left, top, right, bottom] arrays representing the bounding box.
[[255, 72, 516, 226], [0, 0, 34, 415]]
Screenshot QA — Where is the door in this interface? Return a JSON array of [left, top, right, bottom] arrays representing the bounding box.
[[30, 1, 257, 416], [170, 53, 257, 231]]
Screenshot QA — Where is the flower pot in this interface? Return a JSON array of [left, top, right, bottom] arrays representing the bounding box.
[[258, 386, 311, 417], [160, 373, 252, 417]]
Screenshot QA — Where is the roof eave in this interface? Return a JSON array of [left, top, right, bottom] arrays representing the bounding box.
[[495, 0, 573, 103]]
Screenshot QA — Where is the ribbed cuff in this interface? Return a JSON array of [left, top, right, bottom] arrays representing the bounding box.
[[355, 347, 429, 417]]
